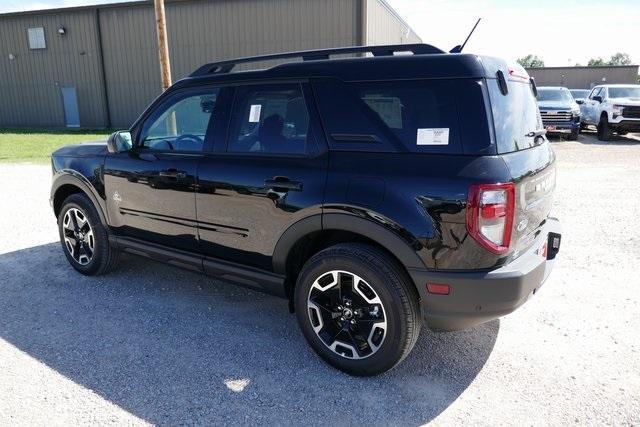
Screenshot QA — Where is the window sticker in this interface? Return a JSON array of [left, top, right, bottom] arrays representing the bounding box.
[[249, 104, 262, 123], [417, 128, 449, 145]]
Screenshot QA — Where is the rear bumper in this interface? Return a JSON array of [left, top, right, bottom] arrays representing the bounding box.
[[409, 217, 562, 331]]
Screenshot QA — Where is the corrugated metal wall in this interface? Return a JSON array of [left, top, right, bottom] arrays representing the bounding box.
[[98, 0, 360, 127], [526, 66, 639, 89], [0, 9, 108, 127], [0, 0, 421, 129], [98, 4, 163, 128], [365, 0, 421, 46]]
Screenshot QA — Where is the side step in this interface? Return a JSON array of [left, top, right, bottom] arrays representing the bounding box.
[[111, 236, 287, 298]]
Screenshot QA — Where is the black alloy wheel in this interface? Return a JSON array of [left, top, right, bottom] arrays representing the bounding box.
[[295, 243, 421, 376], [58, 193, 119, 276]]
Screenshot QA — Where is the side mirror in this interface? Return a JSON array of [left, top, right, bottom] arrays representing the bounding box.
[[107, 131, 133, 153], [592, 95, 603, 103], [576, 99, 584, 105]]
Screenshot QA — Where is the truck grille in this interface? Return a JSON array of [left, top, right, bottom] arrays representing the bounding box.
[[623, 106, 640, 119], [540, 111, 572, 123]]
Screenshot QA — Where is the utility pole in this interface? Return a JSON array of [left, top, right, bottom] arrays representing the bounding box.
[[154, 0, 172, 92]]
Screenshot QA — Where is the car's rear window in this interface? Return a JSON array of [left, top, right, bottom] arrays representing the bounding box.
[[312, 79, 463, 154], [487, 78, 544, 154]]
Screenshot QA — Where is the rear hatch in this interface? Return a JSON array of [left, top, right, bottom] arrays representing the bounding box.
[[486, 68, 556, 257]]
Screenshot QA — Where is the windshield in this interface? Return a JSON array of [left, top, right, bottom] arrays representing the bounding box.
[[608, 87, 640, 98], [570, 90, 590, 99], [537, 88, 573, 103]]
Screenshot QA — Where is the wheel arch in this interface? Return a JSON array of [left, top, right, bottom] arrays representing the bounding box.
[[273, 213, 425, 305], [51, 172, 108, 226]]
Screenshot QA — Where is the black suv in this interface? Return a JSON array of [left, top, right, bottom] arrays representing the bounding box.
[[51, 44, 561, 376]]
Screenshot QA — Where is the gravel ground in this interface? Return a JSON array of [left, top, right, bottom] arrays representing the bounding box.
[[0, 132, 639, 426]]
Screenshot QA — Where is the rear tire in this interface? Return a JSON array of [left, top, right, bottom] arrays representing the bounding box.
[[597, 117, 612, 141], [57, 193, 119, 276], [294, 243, 421, 376]]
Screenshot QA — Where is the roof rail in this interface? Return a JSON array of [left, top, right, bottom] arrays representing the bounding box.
[[189, 43, 445, 77]]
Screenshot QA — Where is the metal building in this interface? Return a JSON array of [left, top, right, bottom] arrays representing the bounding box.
[[0, 0, 421, 129], [526, 65, 639, 90]]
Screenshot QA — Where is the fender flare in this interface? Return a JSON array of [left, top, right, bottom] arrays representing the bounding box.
[[51, 171, 108, 226], [272, 212, 425, 275]]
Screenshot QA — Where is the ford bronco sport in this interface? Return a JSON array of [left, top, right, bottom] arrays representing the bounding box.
[[51, 44, 561, 376]]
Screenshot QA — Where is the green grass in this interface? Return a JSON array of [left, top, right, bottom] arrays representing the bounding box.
[[0, 128, 112, 163]]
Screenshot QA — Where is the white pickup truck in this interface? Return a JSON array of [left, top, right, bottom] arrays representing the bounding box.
[[580, 84, 640, 140]]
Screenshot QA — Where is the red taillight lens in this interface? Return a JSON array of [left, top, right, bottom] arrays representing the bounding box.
[[426, 283, 450, 295], [466, 183, 515, 255]]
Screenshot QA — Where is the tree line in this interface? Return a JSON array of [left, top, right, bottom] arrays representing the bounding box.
[[516, 52, 633, 68]]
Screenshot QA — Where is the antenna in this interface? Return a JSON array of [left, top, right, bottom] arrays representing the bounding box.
[[449, 18, 481, 53]]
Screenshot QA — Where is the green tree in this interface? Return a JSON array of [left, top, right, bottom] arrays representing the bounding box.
[[588, 57, 606, 66], [588, 53, 632, 66], [517, 54, 545, 68], [608, 52, 632, 65]]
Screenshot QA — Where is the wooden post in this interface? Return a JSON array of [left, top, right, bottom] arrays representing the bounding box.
[[154, 0, 172, 92]]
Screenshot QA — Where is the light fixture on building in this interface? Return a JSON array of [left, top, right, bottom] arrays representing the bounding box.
[[57, 26, 66, 35], [8, 54, 15, 60]]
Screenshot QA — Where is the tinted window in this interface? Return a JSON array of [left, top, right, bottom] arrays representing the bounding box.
[[570, 89, 590, 99], [227, 84, 310, 155], [487, 78, 544, 153], [313, 79, 462, 153], [140, 89, 218, 152]]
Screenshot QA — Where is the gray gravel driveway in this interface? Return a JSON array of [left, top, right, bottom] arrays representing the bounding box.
[[0, 132, 639, 425]]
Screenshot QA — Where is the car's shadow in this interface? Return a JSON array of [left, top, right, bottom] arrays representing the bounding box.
[[0, 243, 499, 425]]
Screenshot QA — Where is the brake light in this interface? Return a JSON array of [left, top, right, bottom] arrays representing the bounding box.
[[466, 183, 516, 254]]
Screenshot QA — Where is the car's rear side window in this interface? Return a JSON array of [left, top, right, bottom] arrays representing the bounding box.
[[312, 79, 462, 153], [227, 84, 310, 155]]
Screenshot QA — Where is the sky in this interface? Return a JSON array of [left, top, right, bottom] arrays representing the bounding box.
[[385, 0, 640, 66], [1, 0, 639, 66]]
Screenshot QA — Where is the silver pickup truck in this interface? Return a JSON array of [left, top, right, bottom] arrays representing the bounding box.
[[580, 84, 640, 140]]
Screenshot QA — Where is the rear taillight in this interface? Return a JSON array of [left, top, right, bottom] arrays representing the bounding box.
[[466, 183, 515, 255]]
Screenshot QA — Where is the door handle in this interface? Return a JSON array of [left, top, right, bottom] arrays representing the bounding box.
[[264, 178, 303, 191], [159, 169, 187, 179]]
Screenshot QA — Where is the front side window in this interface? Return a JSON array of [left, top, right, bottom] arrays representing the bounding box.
[[228, 84, 310, 155], [139, 88, 219, 152], [589, 87, 602, 99]]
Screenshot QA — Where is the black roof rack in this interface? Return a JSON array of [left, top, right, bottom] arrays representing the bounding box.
[[189, 43, 445, 77]]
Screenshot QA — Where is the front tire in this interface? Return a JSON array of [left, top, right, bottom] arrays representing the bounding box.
[[569, 128, 579, 140], [58, 193, 119, 276], [597, 117, 612, 141], [294, 243, 421, 376]]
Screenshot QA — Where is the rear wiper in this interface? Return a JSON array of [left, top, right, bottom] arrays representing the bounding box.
[[525, 129, 546, 138]]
